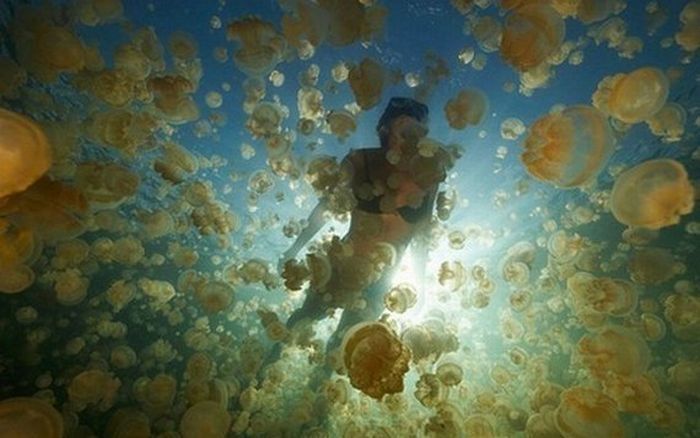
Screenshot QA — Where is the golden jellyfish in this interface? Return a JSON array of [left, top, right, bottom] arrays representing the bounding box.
[[520, 105, 614, 188], [592, 67, 669, 124], [675, 1, 700, 52], [136, 374, 177, 414], [246, 101, 285, 138], [67, 369, 121, 411], [298, 86, 324, 121], [0, 397, 63, 438], [0, 177, 88, 243], [601, 373, 660, 414], [414, 373, 445, 408], [138, 210, 174, 239], [667, 360, 700, 399], [186, 352, 213, 381], [348, 57, 386, 110], [110, 344, 137, 369], [85, 109, 159, 155], [436, 362, 463, 386], [196, 280, 234, 313], [114, 43, 151, 81], [500, 4, 565, 71], [663, 293, 700, 341], [384, 283, 418, 313], [627, 247, 678, 285], [154, 141, 200, 184], [342, 322, 411, 400], [226, 17, 287, 76], [169, 31, 199, 60], [567, 272, 638, 316], [577, 0, 616, 24], [54, 269, 89, 306], [577, 325, 651, 380], [105, 408, 150, 438], [444, 88, 488, 129], [646, 103, 687, 143], [554, 387, 623, 438], [74, 162, 140, 210], [463, 414, 495, 437], [138, 278, 176, 304], [326, 110, 357, 142], [0, 108, 52, 200], [147, 75, 199, 124], [179, 400, 231, 438], [610, 159, 694, 230], [470, 16, 502, 53]]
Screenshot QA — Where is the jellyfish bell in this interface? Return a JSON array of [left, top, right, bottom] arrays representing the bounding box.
[[500, 3, 565, 71], [555, 387, 624, 438], [592, 67, 669, 124], [610, 159, 694, 230], [520, 105, 615, 188], [0, 397, 63, 438], [0, 108, 52, 200], [341, 321, 411, 399]]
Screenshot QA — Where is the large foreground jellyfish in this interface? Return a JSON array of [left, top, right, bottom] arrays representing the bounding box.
[[0, 108, 52, 199], [592, 67, 669, 124], [500, 3, 565, 71], [520, 105, 614, 188], [610, 159, 695, 230], [0, 397, 63, 438], [342, 322, 411, 400]]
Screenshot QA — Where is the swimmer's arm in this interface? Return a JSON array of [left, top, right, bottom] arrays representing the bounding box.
[[412, 187, 438, 292], [281, 199, 328, 262]]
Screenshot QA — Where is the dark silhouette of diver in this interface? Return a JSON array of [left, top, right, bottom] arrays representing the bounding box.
[[261, 97, 448, 387]]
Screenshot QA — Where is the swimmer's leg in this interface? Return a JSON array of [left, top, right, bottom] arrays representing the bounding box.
[[259, 291, 327, 381]]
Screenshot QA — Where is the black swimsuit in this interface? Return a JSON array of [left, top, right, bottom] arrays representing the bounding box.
[[353, 152, 434, 224]]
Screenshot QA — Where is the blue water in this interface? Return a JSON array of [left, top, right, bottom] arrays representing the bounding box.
[[0, 0, 699, 436]]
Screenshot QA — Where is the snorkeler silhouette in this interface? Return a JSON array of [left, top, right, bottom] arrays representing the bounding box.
[[264, 97, 450, 382]]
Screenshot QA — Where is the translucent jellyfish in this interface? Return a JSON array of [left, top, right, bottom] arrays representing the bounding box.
[[675, 1, 700, 52], [471, 16, 502, 53], [602, 373, 660, 414], [196, 280, 234, 313], [148, 75, 199, 124], [401, 322, 459, 364], [74, 162, 140, 210], [500, 117, 526, 140], [0, 397, 63, 438], [348, 58, 386, 110], [0, 177, 88, 243], [567, 272, 638, 316], [663, 293, 700, 341], [138, 278, 176, 304], [646, 103, 687, 143], [246, 101, 285, 138], [414, 373, 445, 407], [326, 110, 357, 142], [554, 387, 623, 438], [105, 408, 150, 438], [577, 325, 651, 379], [154, 141, 200, 184], [592, 67, 669, 123], [135, 374, 177, 414], [610, 159, 694, 230], [226, 17, 286, 76], [0, 108, 52, 199], [463, 414, 495, 437], [114, 43, 151, 80], [54, 269, 89, 306], [444, 88, 488, 130], [138, 210, 174, 240], [436, 362, 463, 386], [384, 283, 418, 313], [520, 105, 615, 188], [168, 31, 198, 60], [342, 322, 411, 399], [110, 344, 137, 369], [500, 4, 565, 71], [67, 369, 121, 411], [111, 236, 145, 265], [105, 280, 136, 312], [577, 0, 619, 24], [668, 360, 700, 399], [180, 400, 231, 438], [627, 247, 678, 285]]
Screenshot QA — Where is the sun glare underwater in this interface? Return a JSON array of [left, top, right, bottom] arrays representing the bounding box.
[[0, 0, 699, 436]]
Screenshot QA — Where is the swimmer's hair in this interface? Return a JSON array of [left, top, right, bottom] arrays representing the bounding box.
[[377, 97, 429, 149]]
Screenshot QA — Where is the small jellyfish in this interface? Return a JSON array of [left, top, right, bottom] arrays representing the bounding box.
[[195, 280, 234, 313], [342, 322, 411, 399], [592, 67, 669, 124], [646, 103, 687, 143], [0, 108, 52, 199], [444, 88, 488, 130], [610, 159, 694, 230], [675, 1, 700, 52], [500, 4, 565, 71], [226, 17, 286, 76], [348, 58, 386, 110], [521, 105, 614, 188], [168, 31, 198, 60], [384, 283, 418, 313], [555, 387, 624, 438]]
